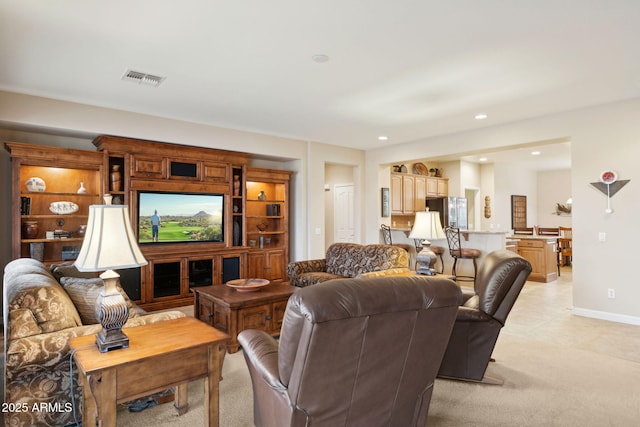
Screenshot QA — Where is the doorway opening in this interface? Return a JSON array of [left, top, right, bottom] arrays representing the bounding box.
[[324, 163, 358, 248]]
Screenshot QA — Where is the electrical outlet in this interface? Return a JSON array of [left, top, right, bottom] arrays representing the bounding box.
[[599, 232, 606, 242], [607, 288, 615, 299]]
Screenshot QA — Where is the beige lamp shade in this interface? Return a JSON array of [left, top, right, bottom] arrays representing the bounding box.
[[409, 211, 445, 243], [75, 204, 147, 272], [74, 201, 147, 352]]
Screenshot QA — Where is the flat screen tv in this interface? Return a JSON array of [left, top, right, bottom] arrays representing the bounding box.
[[137, 191, 224, 244]]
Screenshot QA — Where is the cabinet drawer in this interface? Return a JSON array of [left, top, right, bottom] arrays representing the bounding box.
[[132, 155, 165, 178], [517, 239, 544, 248], [203, 162, 229, 182]]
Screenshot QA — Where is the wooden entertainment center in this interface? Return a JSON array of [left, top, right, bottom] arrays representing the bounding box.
[[6, 136, 292, 311]]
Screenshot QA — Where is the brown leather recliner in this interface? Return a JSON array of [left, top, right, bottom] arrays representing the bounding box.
[[437, 249, 532, 384], [238, 276, 462, 427]]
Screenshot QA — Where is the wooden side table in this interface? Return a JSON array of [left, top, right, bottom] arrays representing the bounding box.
[[193, 282, 296, 353], [70, 317, 229, 427]]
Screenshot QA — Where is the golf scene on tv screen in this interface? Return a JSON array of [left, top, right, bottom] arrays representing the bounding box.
[[137, 192, 224, 244]]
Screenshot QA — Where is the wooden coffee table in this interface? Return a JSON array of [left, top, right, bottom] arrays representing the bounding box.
[[70, 317, 229, 427], [193, 282, 296, 353]]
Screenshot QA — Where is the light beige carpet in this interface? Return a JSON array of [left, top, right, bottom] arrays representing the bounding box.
[[115, 349, 253, 427], [112, 331, 640, 427]]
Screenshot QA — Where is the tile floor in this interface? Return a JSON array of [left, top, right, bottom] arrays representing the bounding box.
[[502, 266, 640, 364]]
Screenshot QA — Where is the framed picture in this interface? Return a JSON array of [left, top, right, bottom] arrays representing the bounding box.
[[381, 187, 390, 217], [511, 195, 527, 229]]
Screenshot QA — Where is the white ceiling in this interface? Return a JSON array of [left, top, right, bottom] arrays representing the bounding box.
[[1, 1, 639, 168]]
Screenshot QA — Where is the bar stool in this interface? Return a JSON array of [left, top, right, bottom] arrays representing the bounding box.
[[444, 226, 481, 283], [380, 224, 393, 244]]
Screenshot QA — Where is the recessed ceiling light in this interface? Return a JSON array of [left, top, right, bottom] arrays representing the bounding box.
[[378, 135, 389, 141], [531, 151, 541, 156], [475, 113, 488, 120], [479, 157, 488, 162], [312, 54, 330, 63]]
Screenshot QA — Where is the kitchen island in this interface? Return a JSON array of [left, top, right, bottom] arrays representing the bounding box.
[[390, 228, 509, 279], [510, 236, 558, 282]]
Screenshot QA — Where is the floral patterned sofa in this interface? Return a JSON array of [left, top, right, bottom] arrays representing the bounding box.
[[286, 243, 411, 287], [3, 257, 186, 427]]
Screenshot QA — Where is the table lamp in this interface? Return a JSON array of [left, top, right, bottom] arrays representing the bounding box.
[[409, 210, 445, 275], [74, 195, 147, 352]]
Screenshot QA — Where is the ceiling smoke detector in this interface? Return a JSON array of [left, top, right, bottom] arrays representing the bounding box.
[[122, 69, 165, 87]]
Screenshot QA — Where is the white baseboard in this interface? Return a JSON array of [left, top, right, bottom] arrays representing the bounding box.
[[572, 307, 640, 326]]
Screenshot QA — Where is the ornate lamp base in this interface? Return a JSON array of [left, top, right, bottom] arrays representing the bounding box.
[[416, 248, 438, 276], [96, 270, 130, 353], [96, 328, 129, 353]]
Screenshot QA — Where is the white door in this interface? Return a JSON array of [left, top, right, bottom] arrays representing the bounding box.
[[334, 184, 355, 242]]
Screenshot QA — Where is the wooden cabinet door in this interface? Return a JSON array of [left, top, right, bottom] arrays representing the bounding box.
[[517, 240, 545, 280], [272, 300, 288, 332], [239, 305, 270, 332], [265, 249, 286, 281], [402, 175, 415, 214], [212, 303, 231, 333], [390, 174, 403, 214], [248, 250, 286, 281], [426, 177, 438, 196], [196, 297, 215, 326], [414, 176, 426, 212], [437, 179, 448, 196], [248, 252, 265, 278]]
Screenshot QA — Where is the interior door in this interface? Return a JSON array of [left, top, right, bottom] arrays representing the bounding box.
[[334, 184, 355, 243]]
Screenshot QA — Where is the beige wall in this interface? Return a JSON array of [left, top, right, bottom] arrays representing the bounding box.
[[536, 169, 572, 228]]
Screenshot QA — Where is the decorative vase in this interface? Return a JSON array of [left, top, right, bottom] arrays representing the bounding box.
[[77, 225, 87, 237], [23, 221, 39, 239], [110, 165, 122, 192], [258, 190, 267, 201], [233, 175, 241, 196], [77, 181, 87, 194]]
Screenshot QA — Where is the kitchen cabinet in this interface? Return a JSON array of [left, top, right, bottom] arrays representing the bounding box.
[[516, 237, 558, 282], [391, 172, 448, 215]]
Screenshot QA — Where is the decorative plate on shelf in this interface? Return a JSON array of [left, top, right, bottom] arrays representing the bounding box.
[[412, 162, 428, 175], [599, 170, 618, 184], [226, 278, 270, 292], [25, 177, 46, 192], [49, 201, 79, 215]]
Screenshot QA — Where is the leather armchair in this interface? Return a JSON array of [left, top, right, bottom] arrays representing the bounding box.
[[238, 276, 462, 427], [437, 249, 532, 384]]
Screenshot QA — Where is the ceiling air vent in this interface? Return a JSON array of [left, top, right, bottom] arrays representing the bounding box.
[[122, 69, 165, 87]]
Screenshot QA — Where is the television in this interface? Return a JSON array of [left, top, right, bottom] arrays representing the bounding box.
[[137, 191, 224, 244]]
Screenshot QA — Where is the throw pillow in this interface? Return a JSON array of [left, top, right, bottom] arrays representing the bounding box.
[[50, 261, 97, 282], [60, 277, 139, 325], [9, 308, 43, 339]]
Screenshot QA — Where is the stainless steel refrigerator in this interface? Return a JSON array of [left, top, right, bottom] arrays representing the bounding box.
[[426, 197, 468, 230]]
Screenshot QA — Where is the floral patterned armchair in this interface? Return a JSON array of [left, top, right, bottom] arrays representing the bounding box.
[[286, 243, 410, 287]]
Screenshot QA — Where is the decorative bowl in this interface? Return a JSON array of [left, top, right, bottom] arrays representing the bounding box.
[[49, 201, 79, 215], [25, 177, 46, 192], [226, 278, 270, 292]]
